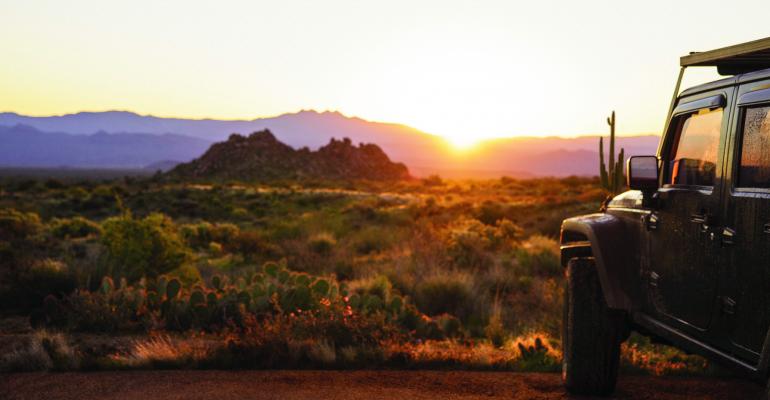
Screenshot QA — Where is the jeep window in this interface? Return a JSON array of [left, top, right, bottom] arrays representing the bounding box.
[[737, 105, 770, 188], [666, 107, 723, 186]]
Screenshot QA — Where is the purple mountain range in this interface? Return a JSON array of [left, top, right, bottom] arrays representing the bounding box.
[[0, 110, 661, 177]]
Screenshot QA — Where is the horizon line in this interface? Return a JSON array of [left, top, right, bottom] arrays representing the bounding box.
[[0, 108, 661, 140]]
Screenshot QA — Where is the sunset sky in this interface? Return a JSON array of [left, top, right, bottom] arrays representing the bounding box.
[[2, 0, 769, 145]]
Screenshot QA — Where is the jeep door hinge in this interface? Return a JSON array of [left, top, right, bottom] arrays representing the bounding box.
[[645, 213, 659, 231], [649, 271, 659, 287], [721, 227, 736, 246]]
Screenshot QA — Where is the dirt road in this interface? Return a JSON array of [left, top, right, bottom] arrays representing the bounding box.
[[0, 370, 763, 400]]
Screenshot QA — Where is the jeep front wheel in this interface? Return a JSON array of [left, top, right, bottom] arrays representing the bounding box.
[[562, 257, 626, 396]]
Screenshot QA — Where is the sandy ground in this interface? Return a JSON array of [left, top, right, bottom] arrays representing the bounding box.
[[0, 370, 764, 400]]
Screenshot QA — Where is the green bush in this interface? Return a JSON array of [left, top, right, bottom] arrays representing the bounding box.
[[49, 217, 102, 239], [515, 235, 560, 276], [0, 209, 43, 245], [101, 213, 189, 282]]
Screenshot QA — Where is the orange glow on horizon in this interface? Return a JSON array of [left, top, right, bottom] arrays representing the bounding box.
[[0, 0, 759, 142]]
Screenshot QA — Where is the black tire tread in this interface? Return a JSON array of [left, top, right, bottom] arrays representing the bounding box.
[[562, 257, 625, 396]]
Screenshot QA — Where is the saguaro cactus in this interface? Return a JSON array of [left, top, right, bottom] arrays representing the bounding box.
[[599, 111, 625, 193]]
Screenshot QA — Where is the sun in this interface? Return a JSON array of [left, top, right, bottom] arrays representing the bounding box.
[[445, 135, 481, 150]]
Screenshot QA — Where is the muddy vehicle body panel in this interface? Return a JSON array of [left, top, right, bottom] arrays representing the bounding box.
[[561, 44, 770, 384]]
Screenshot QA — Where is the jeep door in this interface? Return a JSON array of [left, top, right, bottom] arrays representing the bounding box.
[[720, 82, 770, 364], [647, 88, 733, 337]]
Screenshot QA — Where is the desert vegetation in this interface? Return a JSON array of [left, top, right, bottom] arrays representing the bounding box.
[[0, 174, 712, 375]]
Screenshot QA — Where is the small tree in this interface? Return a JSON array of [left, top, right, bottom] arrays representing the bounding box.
[[599, 111, 625, 193], [101, 212, 189, 283]]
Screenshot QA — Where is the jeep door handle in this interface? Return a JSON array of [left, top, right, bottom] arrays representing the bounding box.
[[690, 213, 708, 224]]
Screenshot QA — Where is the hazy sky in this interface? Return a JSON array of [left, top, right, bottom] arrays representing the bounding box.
[[2, 0, 769, 144]]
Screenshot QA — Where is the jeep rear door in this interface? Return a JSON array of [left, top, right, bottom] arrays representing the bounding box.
[[720, 81, 770, 364], [647, 87, 734, 339]]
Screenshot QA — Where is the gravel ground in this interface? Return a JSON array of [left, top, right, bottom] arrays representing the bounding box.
[[0, 370, 764, 400]]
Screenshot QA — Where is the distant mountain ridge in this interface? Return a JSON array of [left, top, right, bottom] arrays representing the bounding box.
[[169, 130, 410, 181], [0, 124, 211, 168], [0, 110, 662, 177]]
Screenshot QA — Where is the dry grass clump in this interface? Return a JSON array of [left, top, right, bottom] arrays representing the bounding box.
[[109, 334, 211, 368], [386, 333, 560, 371], [0, 330, 78, 371]]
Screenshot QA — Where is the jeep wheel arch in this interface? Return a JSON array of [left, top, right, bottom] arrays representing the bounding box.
[[560, 213, 637, 311]]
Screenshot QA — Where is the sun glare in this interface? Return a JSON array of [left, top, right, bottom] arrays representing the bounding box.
[[446, 135, 480, 150]]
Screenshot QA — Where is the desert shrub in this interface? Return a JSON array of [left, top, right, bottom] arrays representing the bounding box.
[[492, 219, 524, 247], [208, 241, 223, 255], [436, 314, 464, 338], [0, 210, 71, 312], [82, 185, 119, 212], [169, 263, 202, 285], [17, 259, 77, 299], [308, 232, 336, 255], [351, 226, 403, 255], [101, 213, 189, 282], [0, 209, 47, 277], [475, 200, 507, 225], [0, 208, 43, 245], [515, 235, 560, 276], [415, 272, 473, 321], [65, 186, 89, 199], [485, 313, 507, 348], [181, 222, 239, 249], [229, 230, 278, 261], [422, 175, 444, 187], [49, 216, 102, 239], [349, 275, 394, 305], [333, 261, 354, 280], [445, 218, 494, 270]]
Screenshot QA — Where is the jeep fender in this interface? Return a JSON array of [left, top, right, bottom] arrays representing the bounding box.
[[560, 213, 635, 311]]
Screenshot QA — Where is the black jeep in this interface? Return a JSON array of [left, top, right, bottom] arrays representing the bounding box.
[[561, 37, 770, 396]]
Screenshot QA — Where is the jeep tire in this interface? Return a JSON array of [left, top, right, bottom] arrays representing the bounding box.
[[562, 257, 626, 396]]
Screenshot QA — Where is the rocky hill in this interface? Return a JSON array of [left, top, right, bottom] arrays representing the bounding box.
[[168, 130, 411, 181]]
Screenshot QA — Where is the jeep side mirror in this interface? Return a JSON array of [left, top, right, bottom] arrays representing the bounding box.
[[627, 156, 659, 192], [627, 156, 660, 208]]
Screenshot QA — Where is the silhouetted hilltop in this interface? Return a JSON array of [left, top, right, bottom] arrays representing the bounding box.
[[169, 130, 411, 181]]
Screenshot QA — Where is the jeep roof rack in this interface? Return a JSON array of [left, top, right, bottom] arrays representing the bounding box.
[[681, 36, 770, 75], [664, 37, 770, 133]]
